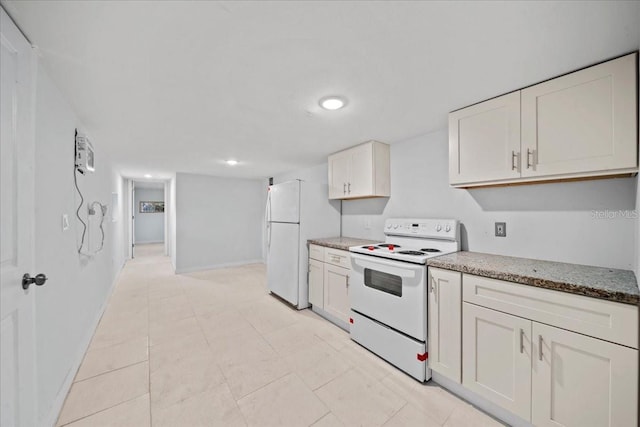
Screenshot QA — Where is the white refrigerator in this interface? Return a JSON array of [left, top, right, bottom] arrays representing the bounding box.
[[266, 179, 341, 309]]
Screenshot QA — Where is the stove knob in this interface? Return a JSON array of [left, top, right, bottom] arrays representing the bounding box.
[[445, 224, 451, 232], [393, 224, 398, 229], [386, 223, 392, 229], [436, 224, 442, 232]]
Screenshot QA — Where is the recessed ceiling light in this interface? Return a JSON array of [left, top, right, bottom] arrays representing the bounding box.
[[319, 96, 347, 110], [144, 174, 152, 178], [226, 160, 238, 166]]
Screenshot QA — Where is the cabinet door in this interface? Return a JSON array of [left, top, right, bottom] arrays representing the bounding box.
[[532, 322, 638, 427], [428, 268, 462, 383], [308, 259, 324, 308], [328, 151, 350, 199], [463, 303, 532, 421], [449, 91, 521, 185], [323, 264, 350, 323], [347, 142, 373, 198], [521, 53, 637, 177]]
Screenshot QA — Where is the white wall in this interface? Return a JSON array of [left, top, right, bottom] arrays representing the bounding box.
[[175, 172, 264, 273], [134, 187, 165, 244], [33, 67, 125, 425]]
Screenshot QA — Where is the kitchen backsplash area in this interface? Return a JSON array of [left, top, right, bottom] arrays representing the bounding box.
[[276, 129, 637, 271]]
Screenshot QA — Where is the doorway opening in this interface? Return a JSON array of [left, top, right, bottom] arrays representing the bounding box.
[[132, 181, 165, 259]]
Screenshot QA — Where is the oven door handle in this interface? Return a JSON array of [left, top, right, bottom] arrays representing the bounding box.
[[350, 253, 421, 278]]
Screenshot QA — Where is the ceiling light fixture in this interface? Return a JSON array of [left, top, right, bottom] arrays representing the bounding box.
[[144, 174, 152, 178], [226, 160, 239, 166], [319, 96, 347, 110]]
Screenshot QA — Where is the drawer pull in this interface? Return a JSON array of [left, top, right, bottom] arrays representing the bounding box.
[[519, 329, 524, 354]]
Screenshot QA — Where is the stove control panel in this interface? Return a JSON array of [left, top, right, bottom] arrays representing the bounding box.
[[384, 218, 459, 240]]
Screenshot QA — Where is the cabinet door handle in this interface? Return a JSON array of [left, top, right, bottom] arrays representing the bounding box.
[[343, 183, 346, 194], [519, 329, 524, 354], [511, 151, 519, 171], [348, 182, 351, 194], [346, 275, 349, 287], [526, 148, 535, 169], [538, 334, 543, 360]]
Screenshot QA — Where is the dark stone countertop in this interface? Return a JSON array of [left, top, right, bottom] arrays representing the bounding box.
[[427, 251, 639, 305], [308, 236, 380, 252]]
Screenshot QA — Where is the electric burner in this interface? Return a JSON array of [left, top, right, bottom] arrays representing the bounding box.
[[362, 246, 378, 250], [398, 250, 425, 256], [378, 244, 400, 248], [420, 248, 441, 253]]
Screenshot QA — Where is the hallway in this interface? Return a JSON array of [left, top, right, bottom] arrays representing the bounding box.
[[55, 247, 501, 426]]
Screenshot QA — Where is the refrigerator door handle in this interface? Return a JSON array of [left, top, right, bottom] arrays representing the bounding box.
[[266, 192, 272, 251], [265, 192, 271, 253]]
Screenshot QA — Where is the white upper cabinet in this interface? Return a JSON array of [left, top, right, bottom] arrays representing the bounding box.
[[449, 52, 638, 188], [328, 141, 390, 199], [449, 92, 521, 185], [521, 54, 637, 178]]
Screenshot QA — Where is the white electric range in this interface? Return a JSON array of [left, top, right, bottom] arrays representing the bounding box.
[[348, 218, 460, 382]]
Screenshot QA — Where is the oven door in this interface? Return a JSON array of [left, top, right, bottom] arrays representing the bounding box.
[[349, 253, 427, 341]]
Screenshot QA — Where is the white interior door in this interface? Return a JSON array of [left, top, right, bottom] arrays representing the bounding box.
[[1, 8, 37, 427]]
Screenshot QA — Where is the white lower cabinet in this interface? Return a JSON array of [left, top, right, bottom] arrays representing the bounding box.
[[308, 244, 351, 329], [428, 268, 462, 383], [437, 270, 640, 426], [308, 258, 324, 307], [323, 263, 350, 324], [462, 303, 532, 421], [532, 322, 638, 427]]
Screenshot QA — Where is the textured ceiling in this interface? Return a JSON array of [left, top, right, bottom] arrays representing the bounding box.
[[3, 1, 639, 180]]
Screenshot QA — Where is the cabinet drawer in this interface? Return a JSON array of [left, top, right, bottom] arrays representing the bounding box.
[[324, 248, 350, 269], [309, 244, 324, 261], [463, 274, 638, 348]]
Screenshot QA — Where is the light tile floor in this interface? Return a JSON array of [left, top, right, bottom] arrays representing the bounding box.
[[57, 243, 504, 426]]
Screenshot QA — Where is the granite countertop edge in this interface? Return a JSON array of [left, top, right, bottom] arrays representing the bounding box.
[[307, 236, 379, 252], [428, 253, 639, 306]]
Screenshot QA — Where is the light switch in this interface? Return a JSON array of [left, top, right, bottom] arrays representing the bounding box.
[[62, 214, 69, 231]]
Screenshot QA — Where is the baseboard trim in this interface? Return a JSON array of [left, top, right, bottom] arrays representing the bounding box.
[[41, 260, 126, 427], [175, 259, 264, 274], [431, 372, 532, 427]]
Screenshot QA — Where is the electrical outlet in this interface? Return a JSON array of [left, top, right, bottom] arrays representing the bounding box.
[[495, 222, 506, 237]]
